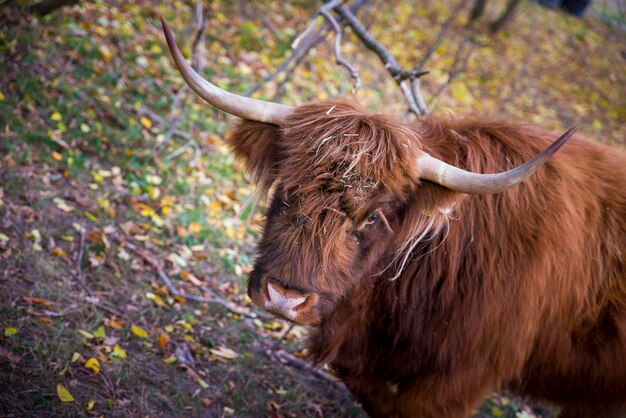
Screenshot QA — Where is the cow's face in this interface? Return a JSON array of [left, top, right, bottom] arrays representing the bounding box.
[[231, 102, 429, 325], [162, 18, 576, 325]]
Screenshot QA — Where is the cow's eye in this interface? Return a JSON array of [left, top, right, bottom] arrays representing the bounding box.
[[365, 212, 379, 226]]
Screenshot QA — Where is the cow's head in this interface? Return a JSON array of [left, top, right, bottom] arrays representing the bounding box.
[[162, 19, 576, 326]]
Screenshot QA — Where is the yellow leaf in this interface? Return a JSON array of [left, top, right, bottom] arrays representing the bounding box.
[[99, 44, 113, 62], [84, 358, 100, 373], [51, 112, 62, 121], [188, 222, 202, 233], [52, 151, 63, 161], [210, 346, 239, 360], [450, 82, 473, 104], [112, 344, 127, 359], [0, 91, 5, 101], [84, 211, 98, 222], [70, 352, 81, 363], [5, 327, 17, 336], [93, 326, 106, 338], [86, 399, 96, 411], [51, 247, 69, 261], [53, 197, 74, 212], [56, 384, 75, 402], [162, 354, 177, 364], [131, 325, 148, 338], [78, 330, 94, 339], [140, 117, 152, 129]]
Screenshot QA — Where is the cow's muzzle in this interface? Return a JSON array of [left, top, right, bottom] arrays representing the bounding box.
[[248, 275, 321, 326]]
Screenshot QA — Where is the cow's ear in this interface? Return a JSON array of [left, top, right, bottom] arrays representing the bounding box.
[[227, 120, 282, 193]]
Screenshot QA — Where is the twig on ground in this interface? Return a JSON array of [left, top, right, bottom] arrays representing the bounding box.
[[76, 226, 85, 273], [60, 226, 93, 296], [116, 235, 268, 320], [274, 349, 349, 392], [271, 323, 294, 350]]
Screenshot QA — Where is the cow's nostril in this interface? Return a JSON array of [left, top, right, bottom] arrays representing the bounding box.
[[265, 282, 308, 319]]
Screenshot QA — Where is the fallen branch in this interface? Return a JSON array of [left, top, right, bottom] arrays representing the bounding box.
[[116, 235, 269, 320], [274, 350, 349, 392]]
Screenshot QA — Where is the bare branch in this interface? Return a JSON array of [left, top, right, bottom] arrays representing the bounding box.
[[292, 0, 341, 49], [333, 3, 427, 116], [415, 1, 466, 71], [245, 25, 327, 97], [320, 9, 362, 92], [245, 0, 369, 98], [160, 0, 206, 151], [428, 38, 475, 107]]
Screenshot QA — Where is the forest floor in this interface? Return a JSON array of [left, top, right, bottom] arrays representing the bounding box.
[[0, 0, 624, 417]]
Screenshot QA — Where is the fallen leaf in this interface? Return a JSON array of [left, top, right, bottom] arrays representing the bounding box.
[[51, 247, 69, 262], [157, 333, 170, 349], [4, 327, 17, 336], [188, 222, 202, 233], [107, 317, 125, 329], [56, 384, 75, 403], [162, 354, 177, 364], [140, 116, 152, 129], [84, 357, 101, 373], [86, 399, 96, 411], [53, 197, 74, 212], [78, 330, 94, 339], [23, 296, 52, 306], [99, 44, 113, 62], [131, 325, 148, 338], [112, 344, 127, 359], [92, 326, 106, 338], [210, 346, 239, 360]]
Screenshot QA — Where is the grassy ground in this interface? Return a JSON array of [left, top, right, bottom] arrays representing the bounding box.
[[0, 1, 624, 417]]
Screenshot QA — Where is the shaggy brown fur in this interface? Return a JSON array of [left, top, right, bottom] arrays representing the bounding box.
[[228, 101, 626, 418]]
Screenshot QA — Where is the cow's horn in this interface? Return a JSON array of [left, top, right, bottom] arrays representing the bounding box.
[[161, 17, 293, 125], [417, 126, 578, 194]]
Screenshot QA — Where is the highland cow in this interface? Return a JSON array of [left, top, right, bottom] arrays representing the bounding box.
[[162, 19, 626, 418]]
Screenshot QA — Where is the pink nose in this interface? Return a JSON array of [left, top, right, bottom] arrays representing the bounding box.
[[249, 277, 321, 325]]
